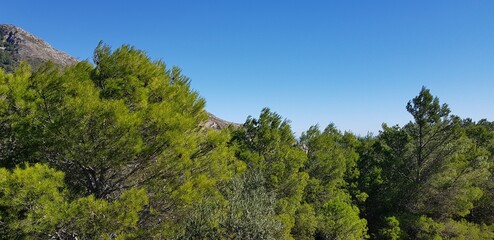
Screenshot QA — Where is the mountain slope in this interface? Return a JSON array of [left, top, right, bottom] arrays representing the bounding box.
[[0, 24, 78, 71], [205, 113, 241, 130]]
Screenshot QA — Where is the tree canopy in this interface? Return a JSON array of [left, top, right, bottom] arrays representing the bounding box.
[[1, 44, 493, 239]]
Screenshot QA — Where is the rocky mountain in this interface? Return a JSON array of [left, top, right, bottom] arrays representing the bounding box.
[[0, 24, 78, 71], [0, 24, 239, 130], [205, 113, 241, 130]]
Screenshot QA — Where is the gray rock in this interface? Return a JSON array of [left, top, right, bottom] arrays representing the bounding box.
[[204, 112, 242, 130], [0, 24, 78, 70]]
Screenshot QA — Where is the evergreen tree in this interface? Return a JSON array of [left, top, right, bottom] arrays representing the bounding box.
[[0, 44, 243, 238], [357, 87, 492, 238], [0, 164, 148, 239], [300, 125, 368, 239], [2, 42, 494, 239], [231, 108, 309, 239], [463, 119, 494, 225]]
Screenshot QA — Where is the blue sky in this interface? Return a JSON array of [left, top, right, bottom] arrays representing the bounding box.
[[3, 1, 494, 135]]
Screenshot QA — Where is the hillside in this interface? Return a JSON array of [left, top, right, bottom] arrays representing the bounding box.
[[0, 24, 78, 71], [205, 112, 241, 130]]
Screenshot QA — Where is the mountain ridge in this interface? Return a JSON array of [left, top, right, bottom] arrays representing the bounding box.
[[0, 24, 78, 71]]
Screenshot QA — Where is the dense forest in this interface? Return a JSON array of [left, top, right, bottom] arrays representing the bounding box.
[[0, 44, 493, 239]]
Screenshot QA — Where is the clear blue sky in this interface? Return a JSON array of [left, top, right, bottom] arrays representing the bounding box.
[[3, 1, 494, 135]]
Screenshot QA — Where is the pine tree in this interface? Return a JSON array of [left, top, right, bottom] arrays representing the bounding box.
[[300, 125, 368, 239], [231, 108, 308, 239]]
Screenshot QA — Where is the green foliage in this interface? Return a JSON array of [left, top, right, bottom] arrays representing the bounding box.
[[413, 216, 445, 240], [139, 128, 244, 239], [219, 172, 283, 240], [400, 88, 489, 219], [400, 216, 494, 240], [300, 125, 361, 203], [315, 197, 367, 240], [153, 171, 283, 240], [232, 108, 308, 239], [357, 87, 493, 239], [402, 89, 488, 220], [463, 119, 494, 225], [440, 219, 494, 240], [0, 41, 17, 72], [291, 203, 317, 240], [0, 43, 214, 199], [406, 87, 451, 128], [378, 216, 402, 240], [0, 164, 148, 239], [0, 163, 66, 239], [300, 125, 368, 240], [0, 43, 245, 238], [1, 43, 493, 239]]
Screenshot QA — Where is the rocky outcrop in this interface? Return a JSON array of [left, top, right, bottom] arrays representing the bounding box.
[[0, 24, 78, 71], [204, 113, 242, 130]]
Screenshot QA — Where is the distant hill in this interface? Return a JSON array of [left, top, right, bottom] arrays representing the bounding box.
[[0, 24, 239, 129], [0, 24, 78, 71], [205, 112, 241, 130]]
